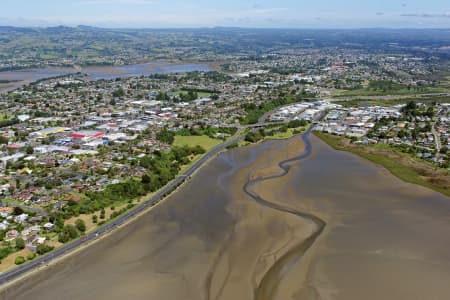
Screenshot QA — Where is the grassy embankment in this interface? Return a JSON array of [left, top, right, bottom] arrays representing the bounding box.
[[315, 132, 450, 197], [237, 125, 308, 148], [334, 86, 447, 97], [333, 95, 450, 108]]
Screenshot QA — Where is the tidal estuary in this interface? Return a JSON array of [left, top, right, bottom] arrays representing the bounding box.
[[2, 131, 450, 300], [0, 62, 212, 93]]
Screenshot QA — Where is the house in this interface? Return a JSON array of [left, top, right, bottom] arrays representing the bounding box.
[[5, 229, 19, 241], [0, 222, 8, 231], [43, 223, 55, 231], [29, 127, 67, 139], [36, 236, 46, 244], [0, 153, 25, 168], [26, 234, 37, 245], [0, 207, 13, 217], [71, 130, 105, 142], [14, 213, 29, 224]]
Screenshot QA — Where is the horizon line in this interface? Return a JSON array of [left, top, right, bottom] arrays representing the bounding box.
[[1, 24, 450, 31]]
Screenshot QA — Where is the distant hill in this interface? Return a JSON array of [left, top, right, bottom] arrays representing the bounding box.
[[0, 26, 449, 70]]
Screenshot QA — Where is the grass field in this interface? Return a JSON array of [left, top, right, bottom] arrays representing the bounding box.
[[173, 90, 211, 98], [332, 86, 448, 97], [315, 132, 450, 197], [174, 135, 224, 174], [174, 135, 222, 150], [0, 114, 11, 121], [333, 95, 450, 108]]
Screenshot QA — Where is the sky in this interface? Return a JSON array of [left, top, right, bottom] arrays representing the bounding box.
[[0, 0, 449, 28]]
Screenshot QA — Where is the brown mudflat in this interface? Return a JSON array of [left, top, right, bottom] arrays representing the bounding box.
[[2, 134, 450, 300]]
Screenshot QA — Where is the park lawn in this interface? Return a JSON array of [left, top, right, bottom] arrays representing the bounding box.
[[174, 135, 222, 150], [174, 90, 211, 98], [315, 132, 450, 197], [0, 248, 32, 273], [0, 114, 11, 121]]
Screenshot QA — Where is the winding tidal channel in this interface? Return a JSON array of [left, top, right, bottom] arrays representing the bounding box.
[[2, 131, 450, 300], [243, 128, 326, 300]]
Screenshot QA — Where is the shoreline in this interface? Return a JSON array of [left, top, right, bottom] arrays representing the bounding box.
[[0, 129, 243, 291], [3, 126, 450, 299], [0, 60, 217, 94], [0, 129, 313, 298], [314, 131, 450, 197]]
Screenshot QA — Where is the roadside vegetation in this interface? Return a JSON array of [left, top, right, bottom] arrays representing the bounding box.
[[40, 144, 209, 241], [333, 95, 450, 108]]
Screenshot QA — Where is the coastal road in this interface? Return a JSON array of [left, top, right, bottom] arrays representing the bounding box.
[[0, 109, 292, 285], [0, 126, 248, 285]]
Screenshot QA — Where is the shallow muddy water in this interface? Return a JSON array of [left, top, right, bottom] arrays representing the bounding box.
[[2, 133, 450, 300]]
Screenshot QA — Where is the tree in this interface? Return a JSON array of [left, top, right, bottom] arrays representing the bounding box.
[[156, 127, 175, 144], [15, 237, 25, 250], [75, 219, 86, 232], [0, 136, 8, 144], [25, 145, 34, 155], [141, 174, 151, 184], [58, 225, 79, 243], [112, 88, 125, 98], [12, 206, 24, 216], [92, 215, 98, 224], [14, 256, 25, 265], [36, 244, 54, 255]]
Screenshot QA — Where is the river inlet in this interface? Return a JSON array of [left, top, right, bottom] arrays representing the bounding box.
[[2, 132, 450, 300]]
